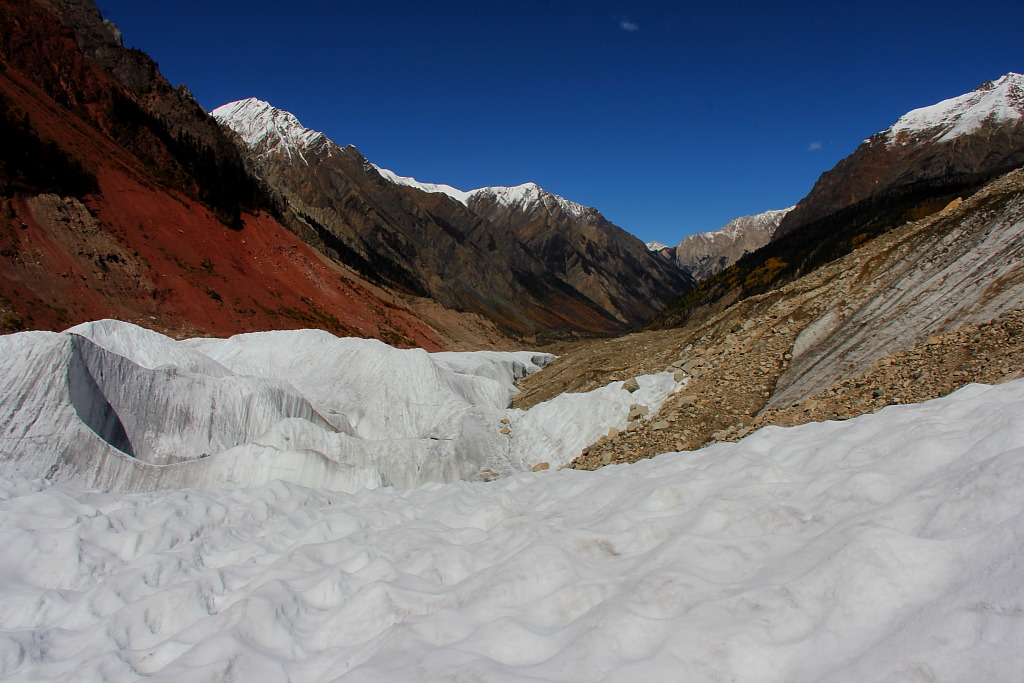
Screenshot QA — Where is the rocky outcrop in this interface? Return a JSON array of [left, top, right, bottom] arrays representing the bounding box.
[[753, 311, 1024, 430]]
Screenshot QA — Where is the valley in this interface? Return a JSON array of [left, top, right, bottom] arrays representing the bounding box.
[[1, 0, 1024, 679]]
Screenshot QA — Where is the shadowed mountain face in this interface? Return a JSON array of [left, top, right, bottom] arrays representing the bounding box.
[[214, 99, 694, 338]]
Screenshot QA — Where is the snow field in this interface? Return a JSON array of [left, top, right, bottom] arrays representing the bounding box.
[[1, 380, 1023, 680]]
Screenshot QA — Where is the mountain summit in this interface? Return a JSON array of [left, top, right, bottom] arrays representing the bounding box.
[[651, 72, 1024, 329], [371, 167, 593, 221], [884, 72, 1024, 145], [212, 98, 328, 160], [0, 0, 438, 345], [214, 100, 598, 223], [775, 72, 1024, 240], [671, 207, 794, 281]]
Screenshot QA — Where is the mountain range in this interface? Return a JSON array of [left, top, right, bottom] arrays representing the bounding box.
[[0, 0, 451, 348], [211, 97, 693, 337], [0, 0, 691, 346], [1, 0, 1024, 354]]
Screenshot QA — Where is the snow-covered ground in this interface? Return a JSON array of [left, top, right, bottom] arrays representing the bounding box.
[[1, 378, 1023, 681], [0, 320, 679, 492]]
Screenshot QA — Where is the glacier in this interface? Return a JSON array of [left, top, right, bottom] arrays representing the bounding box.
[[1, 376, 1023, 680], [0, 320, 680, 493]]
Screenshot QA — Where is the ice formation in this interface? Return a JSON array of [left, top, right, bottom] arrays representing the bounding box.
[[0, 320, 679, 493]]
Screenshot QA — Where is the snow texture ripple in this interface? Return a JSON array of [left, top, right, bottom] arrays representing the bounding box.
[[1, 380, 1023, 680]]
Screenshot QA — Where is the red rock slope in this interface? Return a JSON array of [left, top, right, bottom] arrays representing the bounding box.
[[0, 0, 442, 348]]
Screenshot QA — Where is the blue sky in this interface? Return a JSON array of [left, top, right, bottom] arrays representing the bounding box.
[[95, 0, 1023, 245]]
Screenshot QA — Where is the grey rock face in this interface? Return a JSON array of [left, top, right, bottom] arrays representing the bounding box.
[[673, 208, 793, 281]]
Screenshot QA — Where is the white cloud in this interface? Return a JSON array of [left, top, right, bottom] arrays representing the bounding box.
[[807, 141, 823, 151], [620, 19, 639, 31]]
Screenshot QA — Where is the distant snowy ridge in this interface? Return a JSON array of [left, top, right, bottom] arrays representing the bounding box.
[[468, 182, 591, 220], [883, 72, 1024, 145], [212, 98, 592, 218], [371, 164, 590, 218], [646, 240, 671, 251], [371, 165, 472, 203], [673, 206, 794, 280], [699, 206, 794, 242]]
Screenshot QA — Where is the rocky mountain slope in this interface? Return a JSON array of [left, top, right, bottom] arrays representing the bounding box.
[[776, 72, 1024, 239], [512, 167, 1024, 468], [670, 206, 793, 281], [0, 0, 447, 347], [652, 73, 1024, 329], [213, 98, 693, 337]]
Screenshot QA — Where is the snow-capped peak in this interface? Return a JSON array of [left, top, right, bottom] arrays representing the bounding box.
[[671, 206, 795, 281], [646, 240, 671, 252], [707, 206, 795, 242], [370, 166, 592, 219], [212, 98, 327, 161], [468, 182, 591, 219], [884, 72, 1024, 145]]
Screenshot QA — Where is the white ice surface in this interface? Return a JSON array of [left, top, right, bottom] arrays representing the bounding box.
[[0, 321, 678, 493], [1, 379, 1023, 681]]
